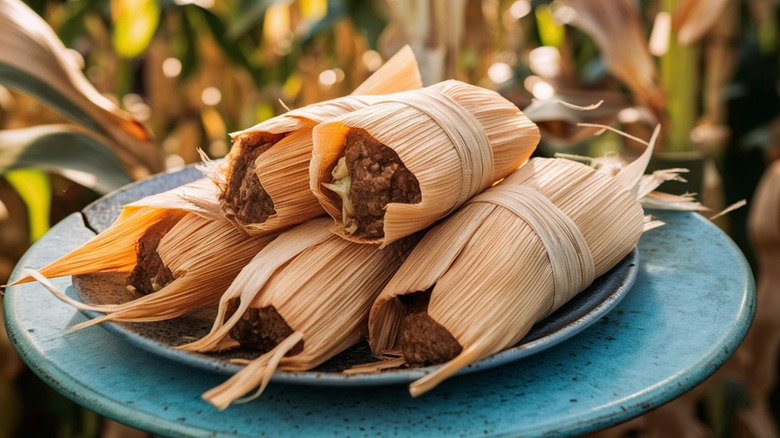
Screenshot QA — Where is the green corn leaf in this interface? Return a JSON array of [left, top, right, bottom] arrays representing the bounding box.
[[227, 0, 287, 40], [195, 7, 256, 75], [535, 4, 565, 48], [0, 125, 132, 194], [4, 168, 51, 242], [0, 0, 163, 174], [0, 63, 103, 134], [113, 0, 161, 58]]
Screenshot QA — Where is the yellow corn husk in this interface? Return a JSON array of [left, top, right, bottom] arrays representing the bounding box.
[[216, 46, 422, 235], [309, 79, 541, 247], [368, 153, 649, 397], [13, 178, 222, 285], [179, 217, 416, 409], [67, 212, 280, 330]]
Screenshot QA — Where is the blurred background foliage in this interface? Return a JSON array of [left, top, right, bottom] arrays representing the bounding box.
[[0, 0, 779, 436]]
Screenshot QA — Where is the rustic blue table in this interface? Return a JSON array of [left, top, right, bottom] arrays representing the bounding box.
[[4, 168, 755, 437]]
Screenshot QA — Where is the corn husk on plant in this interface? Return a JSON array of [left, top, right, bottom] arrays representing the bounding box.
[[309, 79, 541, 247], [368, 127, 674, 397], [215, 45, 422, 236], [177, 217, 417, 409]]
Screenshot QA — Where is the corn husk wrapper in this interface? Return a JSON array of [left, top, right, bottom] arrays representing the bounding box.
[[216, 46, 422, 235], [13, 178, 223, 285], [310, 79, 541, 247], [368, 154, 649, 397], [21, 176, 279, 329], [67, 213, 279, 329], [178, 217, 416, 409]]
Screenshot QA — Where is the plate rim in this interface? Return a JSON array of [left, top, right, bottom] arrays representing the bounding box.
[[74, 248, 637, 387]]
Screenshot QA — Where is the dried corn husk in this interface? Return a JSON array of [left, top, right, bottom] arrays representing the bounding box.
[[310, 79, 541, 247], [368, 149, 651, 396], [66, 213, 279, 329], [178, 217, 416, 409], [13, 178, 222, 285], [216, 46, 422, 235]]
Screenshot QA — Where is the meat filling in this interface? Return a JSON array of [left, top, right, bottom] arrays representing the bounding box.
[[221, 132, 287, 226], [225, 299, 304, 355], [398, 289, 462, 366], [324, 129, 421, 239], [126, 215, 183, 294]]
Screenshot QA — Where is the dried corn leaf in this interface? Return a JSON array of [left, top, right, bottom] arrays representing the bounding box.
[[673, 0, 730, 46], [564, 0, 665, 115]]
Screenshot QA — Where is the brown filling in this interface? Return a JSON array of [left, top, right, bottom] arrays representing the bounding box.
[[221, 132, 287, 226], [126, 215, 183, 295], [225, 299, 304, 355], [398, 289, 462, 366], [331, 128, 421, 239]]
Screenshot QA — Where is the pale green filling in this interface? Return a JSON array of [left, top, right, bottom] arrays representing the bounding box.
[[322, 157, 358, 234]]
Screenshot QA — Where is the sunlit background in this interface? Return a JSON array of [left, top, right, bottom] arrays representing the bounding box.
[[1, 0, 779, 436]]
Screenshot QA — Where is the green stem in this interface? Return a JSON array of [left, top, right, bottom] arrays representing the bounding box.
[[660, 0, 700, 152]]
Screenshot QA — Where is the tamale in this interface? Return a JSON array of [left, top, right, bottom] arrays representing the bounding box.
[[19, 178, 278, 327], [14, 177, 222, 284], [217, 46, 422, 235], [178, 217, 417, 409], [309, 79, 541, 247], [368, 129, 664, 397]]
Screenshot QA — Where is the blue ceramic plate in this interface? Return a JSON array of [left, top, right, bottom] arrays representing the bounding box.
[[71, 167, 638, 387]]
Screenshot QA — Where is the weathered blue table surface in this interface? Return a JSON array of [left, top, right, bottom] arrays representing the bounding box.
[[4, 168, 755, 438]]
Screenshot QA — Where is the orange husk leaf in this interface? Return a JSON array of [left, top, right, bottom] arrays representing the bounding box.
[[12, 178, 221, 285], [70, 213, 280, 329]]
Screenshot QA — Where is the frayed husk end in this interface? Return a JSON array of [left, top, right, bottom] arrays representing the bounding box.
[[178, 218, 334, 353], [123, 178, 224, 222]]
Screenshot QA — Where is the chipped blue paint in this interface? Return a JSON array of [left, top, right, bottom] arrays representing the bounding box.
[[4, 206, 754, 437]]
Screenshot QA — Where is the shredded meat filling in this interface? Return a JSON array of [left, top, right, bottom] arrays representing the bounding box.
[[398, 289, 462, 366], [126, 215, 183, 294], [328, 129, 421, 239], [225, 299, 304, 355], [221, 132, 287, 226]]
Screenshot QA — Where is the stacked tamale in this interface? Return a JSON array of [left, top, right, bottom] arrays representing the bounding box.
[[25, 44, 666, 408]]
